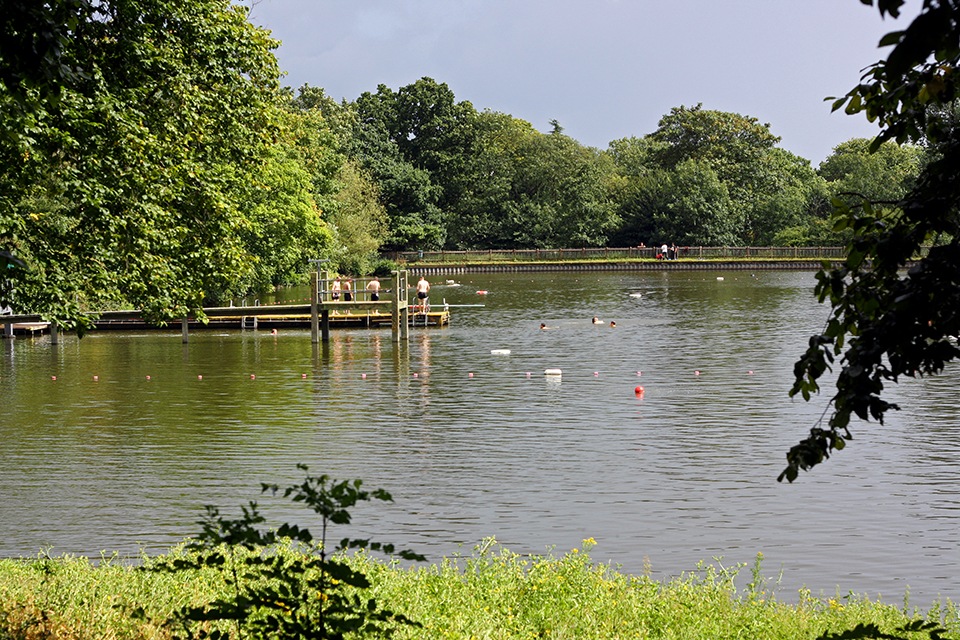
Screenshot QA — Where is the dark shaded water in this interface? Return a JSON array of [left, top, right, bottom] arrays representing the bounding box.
[[1, 271, 958, 604]]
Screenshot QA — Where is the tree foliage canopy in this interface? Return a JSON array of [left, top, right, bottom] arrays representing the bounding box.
[[1, 0, 284, 331], [783, 0, 960, 481]]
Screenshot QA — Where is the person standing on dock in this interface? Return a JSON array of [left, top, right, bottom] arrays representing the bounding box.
[[330, 276, 341, 315], [343, 278, 353, 302], [367, 277, 381, 301], [331, 276, 341, 301], [416, 276, 430, 310]]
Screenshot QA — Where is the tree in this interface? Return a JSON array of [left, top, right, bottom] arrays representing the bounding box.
[[0, 0, 282, 332], [347, 90, 446, 251], [607, 109, 821, 246], [449, 117, 619, 249], [229, 118, 335, 295], [818, 137, 923, 207], [782, 0, 960, 482], [327, 160, 389, 274]]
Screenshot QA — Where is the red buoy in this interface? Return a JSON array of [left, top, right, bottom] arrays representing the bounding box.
[[635, 386, 644, 394]]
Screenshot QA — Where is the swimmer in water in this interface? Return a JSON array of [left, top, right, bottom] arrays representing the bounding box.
[[610, 321, 617, 328], [592, 317, 604, 324]]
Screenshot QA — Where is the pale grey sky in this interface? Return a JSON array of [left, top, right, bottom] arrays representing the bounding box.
[[248, 0, 917, 165]]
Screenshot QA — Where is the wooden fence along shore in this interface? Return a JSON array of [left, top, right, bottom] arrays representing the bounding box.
[[392, 245, 855, 264]]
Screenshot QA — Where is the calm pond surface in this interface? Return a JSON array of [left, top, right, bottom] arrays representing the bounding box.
[[1, 270, 958, 604]]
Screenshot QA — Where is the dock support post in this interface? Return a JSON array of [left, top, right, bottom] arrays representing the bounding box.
[[310, 271, 319, 344], [391, 270, 402, 343], [3, 322, 11, 339], [321, 310, 330, 342], [50, 320, 58, 345], [400, 270, 409, 341], [182, 318, 189, 343]]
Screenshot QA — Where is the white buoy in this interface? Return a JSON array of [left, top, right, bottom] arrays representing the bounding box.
[[491, 349, 511, 355], [717, 277, 724, 281], [544, 368, 562, 376]]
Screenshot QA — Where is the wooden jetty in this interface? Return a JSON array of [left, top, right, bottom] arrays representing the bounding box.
[[1, 270, 446, 343], [0, 322, 51, 338]]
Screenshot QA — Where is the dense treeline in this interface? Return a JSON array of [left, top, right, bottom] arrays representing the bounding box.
[[0, 2, 927, 329]]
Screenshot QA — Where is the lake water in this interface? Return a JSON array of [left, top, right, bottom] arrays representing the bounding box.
[[1, 270, 958, 605]]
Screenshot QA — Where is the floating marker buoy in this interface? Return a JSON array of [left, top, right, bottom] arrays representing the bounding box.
[[468, 372, 473, 377], [526, 372, 531, 377], [146, 375, 151, 380], [748, 371, 753, 375], [198, 375, 203, 380], [544, 368, 562, 376], [413, 373, 419, 378], [694, 370, 700, 376], [93, 376, 98, 381], [635, 386, 644, 394], [477, 290, 488, 295], [594, 371, 599, 376], [717, 277, 724, 281], [51, 376, 56, 381], [361, 373, 367, 379], [250, 374, 255, 379], [491, 349, 511, 355], [637, 371, 642, 376], [302, 373, 307, 378]]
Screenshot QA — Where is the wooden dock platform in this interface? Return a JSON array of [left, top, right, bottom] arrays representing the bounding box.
[[1, 322, 51, 338], [0, 270, 443, 343], [89, 309, 449, 331]]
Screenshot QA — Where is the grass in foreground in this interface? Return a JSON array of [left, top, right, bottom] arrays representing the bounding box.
[[0, 539, 956, 640]]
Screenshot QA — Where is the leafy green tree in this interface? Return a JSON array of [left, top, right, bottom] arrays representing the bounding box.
[[451, 121, 619, 249], [655, 159, 739, 246], [783, 0, 960, 481], [0, 0, 282, 332], [230, 143, 334, 295], [818, 137, 923, 207], [327, 160, 389, 275], [616, 105, 823, 246], [346, 101, 445, 251]]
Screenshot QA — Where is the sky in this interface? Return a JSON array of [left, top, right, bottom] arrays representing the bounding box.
[[246, 0, 919, 166]]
